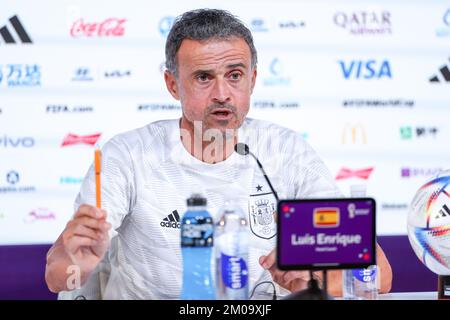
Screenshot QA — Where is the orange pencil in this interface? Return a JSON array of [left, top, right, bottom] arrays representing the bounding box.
[[94, 147, 102, 209]]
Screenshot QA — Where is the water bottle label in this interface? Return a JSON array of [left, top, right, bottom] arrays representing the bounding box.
[[352, 268, 376, 283], [181, 218, 213, 247], [221, 253, 248, 289]]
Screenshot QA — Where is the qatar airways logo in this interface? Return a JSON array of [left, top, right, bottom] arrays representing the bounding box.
[[61, 133, 101, 147], [291, 233, 362, 247], [334, 11, 392, 35], [70, 18, 126, 37]]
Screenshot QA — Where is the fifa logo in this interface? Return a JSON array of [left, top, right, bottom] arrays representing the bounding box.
[[342, 124, 367, 144]]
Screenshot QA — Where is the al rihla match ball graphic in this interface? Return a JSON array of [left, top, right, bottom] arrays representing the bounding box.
[[407, 170, 450, 275]]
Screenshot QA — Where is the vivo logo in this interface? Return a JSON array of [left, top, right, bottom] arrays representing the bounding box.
[[339, 60, 392, 79], [0, 136, 35, 148]]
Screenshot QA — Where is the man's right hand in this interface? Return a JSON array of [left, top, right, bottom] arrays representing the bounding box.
[[45, 204, 112, 292], [62, 204, 111, 271]]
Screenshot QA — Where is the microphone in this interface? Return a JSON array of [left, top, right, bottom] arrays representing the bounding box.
[[234, 143, 279, 202]]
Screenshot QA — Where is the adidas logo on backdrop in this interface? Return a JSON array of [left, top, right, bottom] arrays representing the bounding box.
[[0, 15, 32, 44], [429, 57, 450, 83]]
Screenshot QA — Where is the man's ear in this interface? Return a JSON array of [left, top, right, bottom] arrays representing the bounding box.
[[250, 67, 257, 94], [164, 70, 180, 100]]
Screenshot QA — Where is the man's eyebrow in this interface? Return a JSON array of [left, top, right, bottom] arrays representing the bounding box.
[[192, 69, 214, 75], [191, 63, 247, 76], [227, 63, 246, 69]]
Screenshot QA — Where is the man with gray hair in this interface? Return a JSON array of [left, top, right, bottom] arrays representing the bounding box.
[[45, 8, 392, 299]]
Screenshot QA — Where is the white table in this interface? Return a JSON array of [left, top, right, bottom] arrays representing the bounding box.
[[253, 291, 438, 300], [378, 292, 437, 300]]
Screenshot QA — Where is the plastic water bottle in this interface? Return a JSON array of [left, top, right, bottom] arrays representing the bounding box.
[[342, 185, 379, 300], [180, 194, 215, 300], [215, 200, 249, 300], [343, 266, 378, 300]]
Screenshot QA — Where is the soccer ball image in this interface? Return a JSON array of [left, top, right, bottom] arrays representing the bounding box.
[[407, 170, 450, 275]]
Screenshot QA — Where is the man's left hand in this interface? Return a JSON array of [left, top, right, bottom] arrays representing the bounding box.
[[259, 249, 314, 292]]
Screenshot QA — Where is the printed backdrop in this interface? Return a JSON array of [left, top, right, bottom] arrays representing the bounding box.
[[0, 0, 449, 244]]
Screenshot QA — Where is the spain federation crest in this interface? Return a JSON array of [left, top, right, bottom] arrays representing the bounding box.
[[248, 185, 277, 239]]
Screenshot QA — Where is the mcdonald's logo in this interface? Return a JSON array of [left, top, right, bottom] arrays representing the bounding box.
[[342, 123, 367, 144]]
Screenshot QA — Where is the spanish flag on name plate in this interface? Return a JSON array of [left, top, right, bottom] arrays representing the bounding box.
[[313, 208, 340, 228]]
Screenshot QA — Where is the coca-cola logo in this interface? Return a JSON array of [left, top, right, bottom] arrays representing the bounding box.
[[70, 18, 126, 37]]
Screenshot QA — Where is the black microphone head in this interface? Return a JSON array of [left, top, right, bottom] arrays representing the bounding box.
[[234, 143, 249, 156]]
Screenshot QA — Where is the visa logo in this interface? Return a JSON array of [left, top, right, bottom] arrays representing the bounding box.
[[313, 208, 340, 228], [339, 60, 392, 79]]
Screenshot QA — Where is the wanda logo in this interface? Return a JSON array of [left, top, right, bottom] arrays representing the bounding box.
[[70, 18, 126, 37]]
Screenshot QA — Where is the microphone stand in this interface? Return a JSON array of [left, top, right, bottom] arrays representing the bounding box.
[[234, 143, 279, 201], [234, 143, 332, 300], [248, 151, 279, 202]]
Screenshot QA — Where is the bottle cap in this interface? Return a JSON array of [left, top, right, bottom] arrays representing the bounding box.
[[350, 184, 367, 197], [187, 193, 207, 206]]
